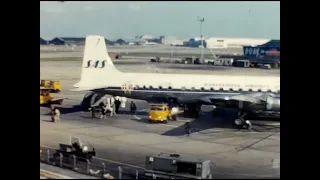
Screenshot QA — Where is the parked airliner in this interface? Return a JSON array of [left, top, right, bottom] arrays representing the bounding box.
[[71, 35, 280, 126]]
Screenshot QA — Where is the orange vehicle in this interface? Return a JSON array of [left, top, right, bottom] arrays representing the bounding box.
[[148, 104, 183, 123]]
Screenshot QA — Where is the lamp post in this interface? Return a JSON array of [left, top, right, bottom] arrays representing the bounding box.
[[197, 17, 205, 64]]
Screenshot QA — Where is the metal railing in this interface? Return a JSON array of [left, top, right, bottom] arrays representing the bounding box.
[[40, 148, 152, 179]]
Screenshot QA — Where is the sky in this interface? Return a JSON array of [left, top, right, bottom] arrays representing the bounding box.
[[40, 1, 280, 40]]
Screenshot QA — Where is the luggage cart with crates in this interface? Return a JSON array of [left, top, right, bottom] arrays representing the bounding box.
[[144, 153, 212, 179]]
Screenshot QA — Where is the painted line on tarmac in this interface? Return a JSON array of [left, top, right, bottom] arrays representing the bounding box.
[[40, 144, 144, 170], [163, 124, 179, 128], [133, 115, 142, 120]]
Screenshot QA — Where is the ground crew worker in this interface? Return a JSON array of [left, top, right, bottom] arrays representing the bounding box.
[[50, 105, 55, 122], [115, 99, 121, 114], [54, 107, 61, 123], [50, 105, 60, 123], [89, 106, 96, 119], [130, 101, 137, 115], [110, 102, 117, 116], [184, 120, 192, 136], [100, 103, 107, 119]]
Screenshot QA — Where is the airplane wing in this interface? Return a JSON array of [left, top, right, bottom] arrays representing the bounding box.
[[199, 92, 277, 105], [70, 86, 106, 92]]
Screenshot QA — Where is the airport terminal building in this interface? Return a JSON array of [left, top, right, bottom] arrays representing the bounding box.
[[206, 38, 270, 49], [161, 36, 186, 46], [48, 37, 86, 45], [184, 37, 207, 48]]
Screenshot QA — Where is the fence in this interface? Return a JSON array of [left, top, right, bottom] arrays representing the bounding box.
[[40, 148, 153, 179]]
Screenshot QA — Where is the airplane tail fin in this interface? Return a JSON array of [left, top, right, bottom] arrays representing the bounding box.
[[73, 35, 121, 88]]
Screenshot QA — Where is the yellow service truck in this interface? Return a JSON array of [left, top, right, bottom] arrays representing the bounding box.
[[148, 104, 183, 123], [40, 90, 64, 105], [40, 80, 62, 93]]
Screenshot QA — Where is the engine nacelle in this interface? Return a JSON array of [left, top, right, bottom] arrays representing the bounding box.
[[266, 96, 280, 111]]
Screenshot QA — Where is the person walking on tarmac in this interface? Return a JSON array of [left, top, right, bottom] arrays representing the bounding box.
[[130, 101, 137, 115], [89, 106, 96, 119], [115, 99, 121, 114], [50, 105, 55, 122], [50, 105, 60, 123], [110, 102, 117, 116], [184, 120, 192, 136], [55, 107, 61, 122], [100, 103, 107, 119]]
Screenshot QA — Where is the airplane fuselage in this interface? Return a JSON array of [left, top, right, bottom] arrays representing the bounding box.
[[91, 86, 280, 119], [73, 35, 280, 122]]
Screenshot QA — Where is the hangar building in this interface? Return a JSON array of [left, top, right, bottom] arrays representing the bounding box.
[[48, 37, 115, 45], [184, 37, 207, 48], [40, 37, 47, 45]]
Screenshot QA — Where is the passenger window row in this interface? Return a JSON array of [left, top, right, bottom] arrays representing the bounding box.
[[135, 85, 276, 93]]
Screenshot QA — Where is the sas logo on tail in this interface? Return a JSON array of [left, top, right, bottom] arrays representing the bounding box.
[[84, 60, 106, 68]]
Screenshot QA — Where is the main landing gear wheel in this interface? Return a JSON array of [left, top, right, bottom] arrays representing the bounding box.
[[234, 118, 244, 126], [234, 111, 252, 130], [234, 111, 247, 129], [234, 118, 250, 129]]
